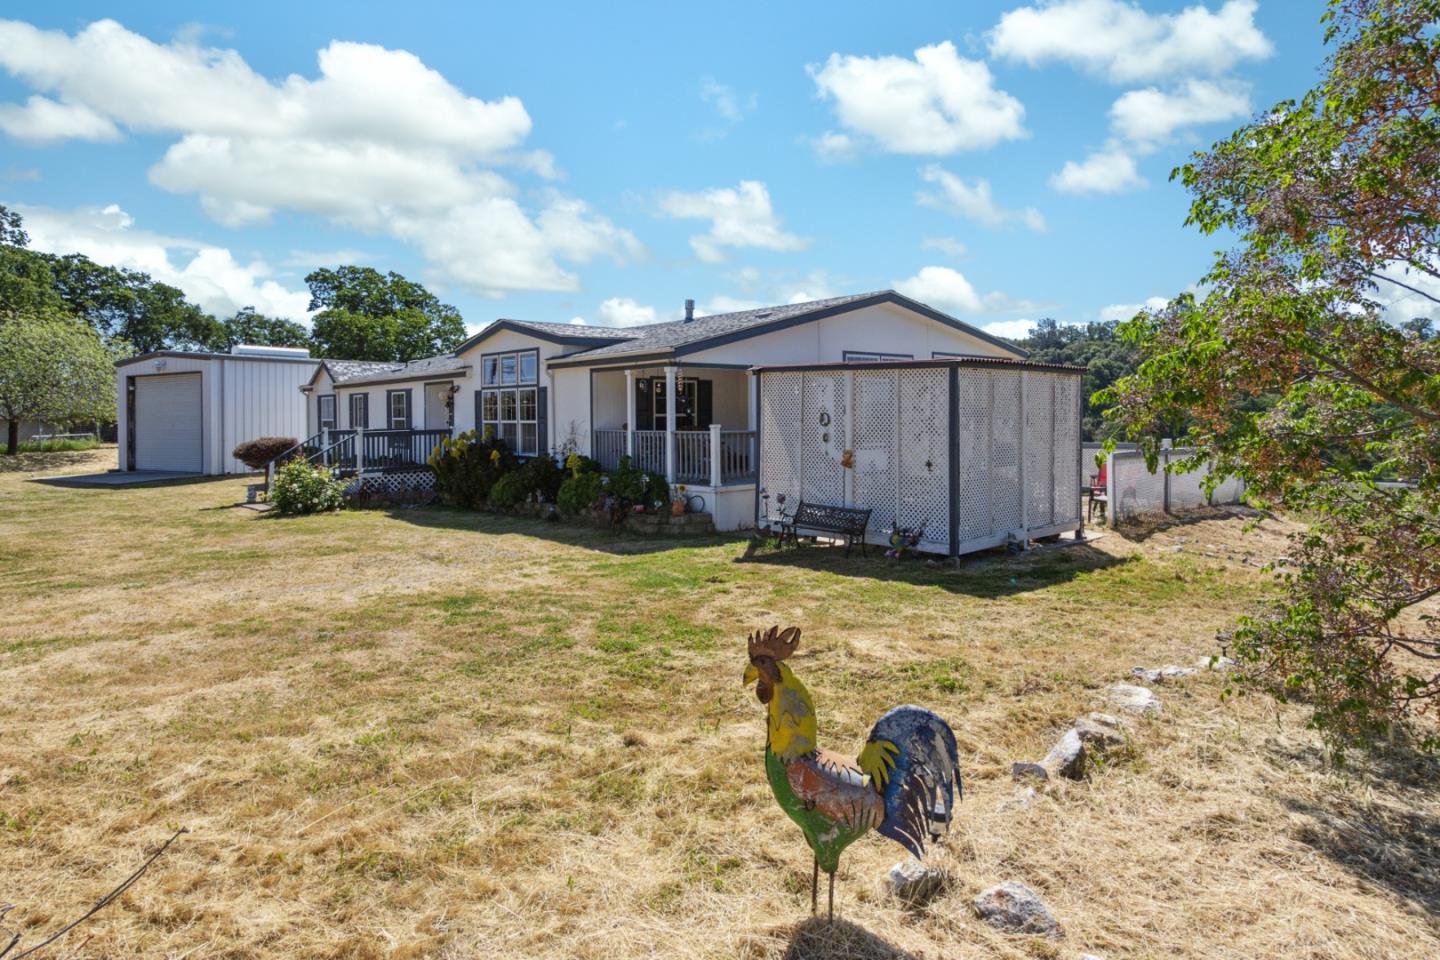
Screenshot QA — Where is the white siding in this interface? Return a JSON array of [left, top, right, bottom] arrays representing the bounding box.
[[684, 302, 1017, 367], [117, 353, 316, 474]]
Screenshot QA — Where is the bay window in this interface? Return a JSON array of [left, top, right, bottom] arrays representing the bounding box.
[[479, 349, 540, 455]]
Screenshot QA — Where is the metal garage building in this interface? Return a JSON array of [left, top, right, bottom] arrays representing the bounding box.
[[754, 357, 1085, 558], [114, 346, 319, 475]]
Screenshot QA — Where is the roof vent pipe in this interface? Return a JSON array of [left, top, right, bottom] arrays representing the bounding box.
[[684, 298, 695, 322]]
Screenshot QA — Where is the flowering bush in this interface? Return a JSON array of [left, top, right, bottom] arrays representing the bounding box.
[[270, 460, 346, 515], [428, 429, 515, 507]]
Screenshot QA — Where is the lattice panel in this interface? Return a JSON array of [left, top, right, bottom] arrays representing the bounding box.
[[897, 368, 949, 547], [1023, 373, 1056, 528], [850, 370, 897, 522], [801, 373, 846, 507], [358, 469, 436, 496], [989, 371, 1022, 532], [1051, 374, 1082, 525], [759, 372, 803, 512], [953, 369, 993, 544]]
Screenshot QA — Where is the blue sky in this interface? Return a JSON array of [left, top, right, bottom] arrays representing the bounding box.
[[0, 2, 1329, 338]]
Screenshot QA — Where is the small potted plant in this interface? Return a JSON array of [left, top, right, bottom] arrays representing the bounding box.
[[671, 483, 687, 516]]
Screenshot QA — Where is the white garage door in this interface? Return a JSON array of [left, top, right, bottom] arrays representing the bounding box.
[[135, 373, 203, 472]]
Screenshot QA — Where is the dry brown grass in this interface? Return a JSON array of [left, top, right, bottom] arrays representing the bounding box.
[[1, 447, 1437, 959]]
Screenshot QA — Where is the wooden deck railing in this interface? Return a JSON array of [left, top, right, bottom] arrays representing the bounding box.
[[589, 427, 757, 486]]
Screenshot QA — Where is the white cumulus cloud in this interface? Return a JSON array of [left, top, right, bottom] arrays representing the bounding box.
[[1110, 79, 1251, 147], [981, 318, 1038, 339], [0, 18, 638, 296], [917, 164, 1046, 231], [595, 297, 659, 328], [658, 180, 808, 263], [18, 202, 312, 319], [989, 0, 1272, 85], [809, 41, 1026, 155], [894, 266, 989, 314], [1050, 142, 1147, 194], [1099, 296, 1171, 322]]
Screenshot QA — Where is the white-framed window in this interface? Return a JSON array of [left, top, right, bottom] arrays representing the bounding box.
[[931, 351, 975, 359], [349, 393, 368, 429], [387, 389, 411, 430], [481, 385, 538, 455], [480, 349, 539, 454], [843, 350, 913, 362], [318, 394, 337, 430], [482, 349, 538, 387]]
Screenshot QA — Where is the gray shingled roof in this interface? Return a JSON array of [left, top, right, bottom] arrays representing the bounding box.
[[323, 359, 403, 381], [498, 318, 634, 340], [559, 292, 884, 361], [329, 353, 469, 386]]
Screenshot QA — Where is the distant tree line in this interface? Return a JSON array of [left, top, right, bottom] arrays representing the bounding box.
[[0, 205, 467, 361], [1008, 317, 1139, 441], [0, 204, 469, 452]]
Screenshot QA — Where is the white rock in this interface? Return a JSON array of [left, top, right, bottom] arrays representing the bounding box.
[[1105, 682, 1162, 714], [973, 880, 1064, 938], [1197, 655, 1237, 671], [886, 858, 947, 905], [1040, 728, 1086, 780], [1131, 665, 1197, 683], [1073, 716, 1125, 752]]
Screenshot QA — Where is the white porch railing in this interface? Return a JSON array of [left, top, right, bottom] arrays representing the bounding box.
[[592, 427, 756, 486], [674, 431, 709, 483], [719, 430, 756, 482], [633, 430, 667, 476], [594, 428, 626, 471]]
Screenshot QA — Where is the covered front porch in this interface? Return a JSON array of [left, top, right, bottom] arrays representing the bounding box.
[[589, 363, 757, 488]]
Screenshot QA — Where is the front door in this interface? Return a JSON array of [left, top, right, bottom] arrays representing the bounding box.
[[424, 382, 454, 429]]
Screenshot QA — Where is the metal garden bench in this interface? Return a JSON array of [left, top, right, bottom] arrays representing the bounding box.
[[780, 501, 872, 558]]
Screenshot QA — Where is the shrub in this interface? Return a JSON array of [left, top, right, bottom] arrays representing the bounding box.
[[270, 460, 346, 515], [515, 454, 565, 503], [488, 470, 530, 508], [604, 456, 668, 510], [233, 436, 300, 470], [429, 429, 516, 507], [556, 472, 603, 515]]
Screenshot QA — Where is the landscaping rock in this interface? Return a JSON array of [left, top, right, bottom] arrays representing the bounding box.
[[1105, 682, 1162, 714], [1073, 715, 1125, 752], [1197, 655, 1237, 671], [1040, 728, 1086, 780], [1011, 761, 1050, 782], [1131, 665, 1198, 683], [886, 858, 948, 905], [973, 880, 1064, 938]]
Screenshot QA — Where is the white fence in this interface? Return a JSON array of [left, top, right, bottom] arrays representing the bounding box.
[[758, 362, 1083, 557], [1105, 447, 1246, 523]]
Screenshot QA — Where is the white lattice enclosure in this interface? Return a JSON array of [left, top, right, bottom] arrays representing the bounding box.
[[756, 360, 1084, 557]]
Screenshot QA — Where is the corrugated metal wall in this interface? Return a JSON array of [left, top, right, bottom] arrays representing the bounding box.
[[758, 364, 1083, 557]]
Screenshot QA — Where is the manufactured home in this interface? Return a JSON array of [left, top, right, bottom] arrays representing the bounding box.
[[112, 290, 1082, 545]]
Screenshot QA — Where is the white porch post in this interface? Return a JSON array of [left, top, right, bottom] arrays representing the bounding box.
[[624, 369, 635, 457], [664, 365, 677, 483], [709, 423, 723, 487], [355, 427, 365, 476]]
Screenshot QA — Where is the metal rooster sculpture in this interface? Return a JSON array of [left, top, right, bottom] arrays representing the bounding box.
[[743, 625, 963, 919]]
